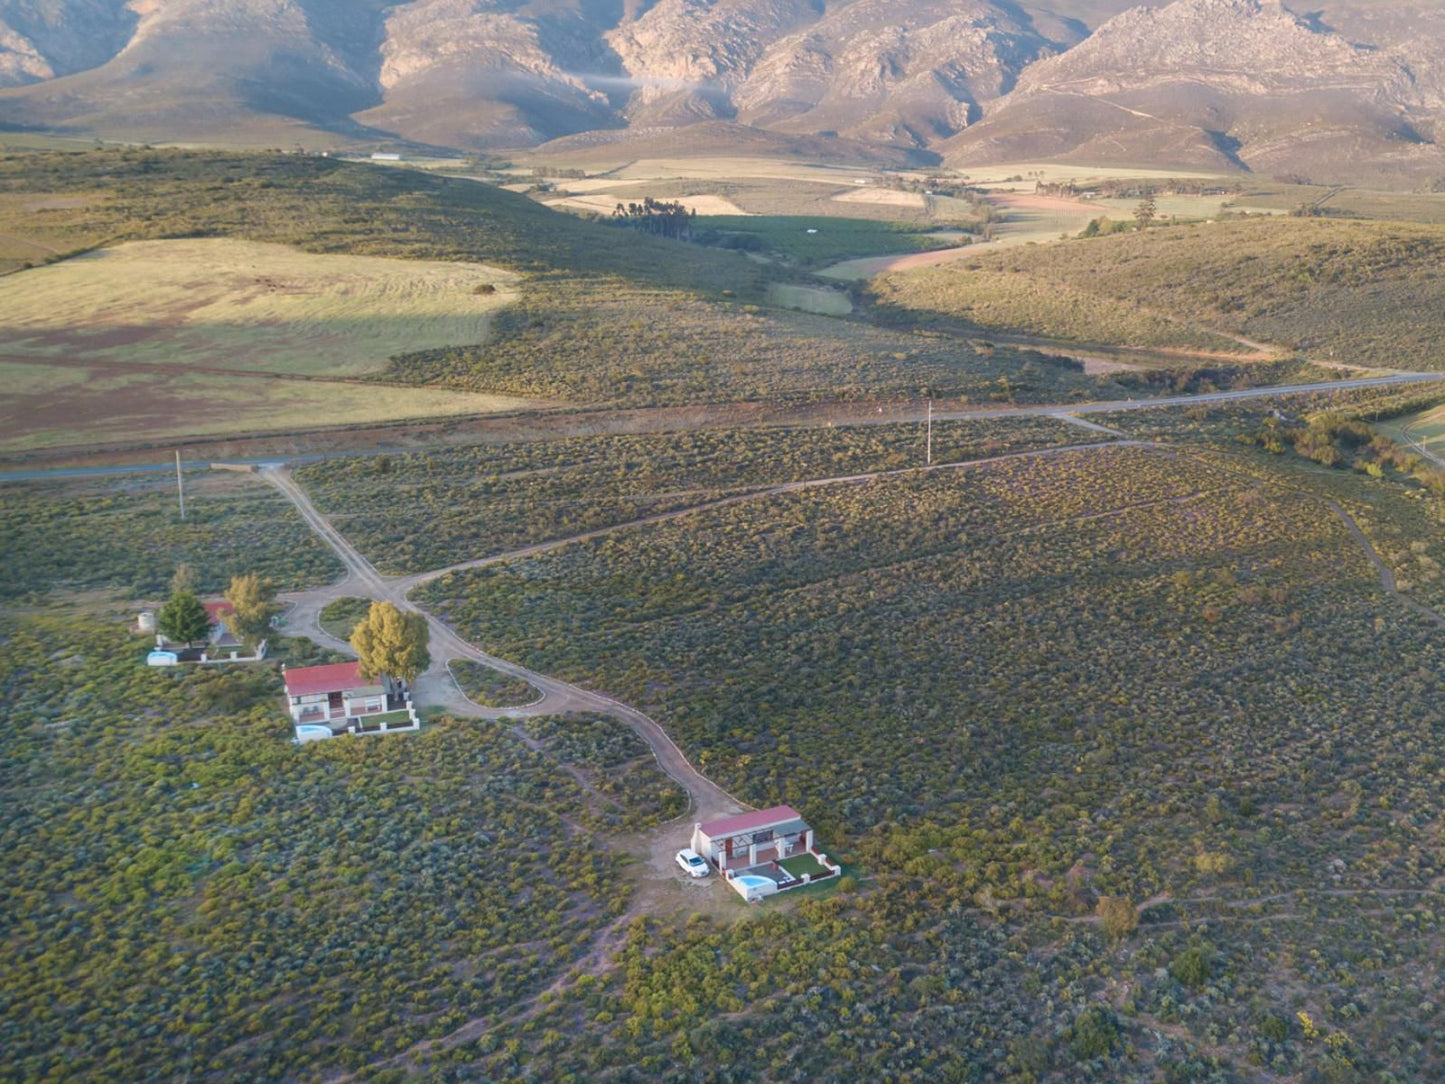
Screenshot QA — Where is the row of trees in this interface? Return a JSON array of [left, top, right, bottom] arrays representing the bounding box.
[[610, 197, 696, 240], [156, 567, 432, 683]]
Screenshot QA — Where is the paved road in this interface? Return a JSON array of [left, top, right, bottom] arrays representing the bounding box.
[[5, 371, 1440, 481]]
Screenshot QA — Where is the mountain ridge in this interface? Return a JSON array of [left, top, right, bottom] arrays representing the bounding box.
[[0, 0, 1441, 184]]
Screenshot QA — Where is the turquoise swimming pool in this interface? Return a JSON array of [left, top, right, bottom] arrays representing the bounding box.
[[730, 874, 779, 900]]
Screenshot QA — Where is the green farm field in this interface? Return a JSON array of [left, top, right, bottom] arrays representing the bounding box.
[[693, 214, 954, 265], [1378, 401, 1445, 460]]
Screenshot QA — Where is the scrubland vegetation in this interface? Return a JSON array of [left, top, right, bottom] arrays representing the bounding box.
[[0, 471, 341, 601], [318, 596, 372, 640], [0, 149, 1223, 422], [520, 713, 687, 831], [0, 149, 1055, 413], [11, 148, 1445, 1082], [1097, 383, 1445, 614], [377, 285, 1112, 406], [295, 416, 1098, 573], [873, 260, 1249, 354], [874, 216, 1445, 366], [0, 613, 685, 1082], [450, 658, 540, 708], [412, 442, 1445, 1079]]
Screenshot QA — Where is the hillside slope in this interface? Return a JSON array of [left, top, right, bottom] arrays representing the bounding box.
[[873, 216, 1445, 368]]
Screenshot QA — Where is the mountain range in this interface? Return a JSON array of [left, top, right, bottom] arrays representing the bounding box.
[[1, 0, 1442, 183]]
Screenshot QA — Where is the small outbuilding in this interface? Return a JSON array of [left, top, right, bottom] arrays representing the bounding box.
[[149, 599, 267, 664]]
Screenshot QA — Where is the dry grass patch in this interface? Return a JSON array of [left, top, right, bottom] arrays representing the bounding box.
[[0, 358, 541, 452], [765, 283, 853, 315], [832, 187, 927, 209], [0, 238, 519, 376]]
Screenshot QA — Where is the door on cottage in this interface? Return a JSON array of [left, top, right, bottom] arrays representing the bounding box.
[[328, 691, 343, 715]]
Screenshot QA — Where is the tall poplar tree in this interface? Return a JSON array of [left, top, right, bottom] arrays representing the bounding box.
[[350, 601, 430, 683]]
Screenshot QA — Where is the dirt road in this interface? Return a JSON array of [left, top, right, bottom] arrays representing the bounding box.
[[264, 466, 744, 825], [7, 369, 1440, 482]]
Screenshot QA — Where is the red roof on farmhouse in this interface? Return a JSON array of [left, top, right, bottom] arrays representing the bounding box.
[[203, 600, 235, 624], [699, 805, 803, 838], [284, 661, 368, 697]]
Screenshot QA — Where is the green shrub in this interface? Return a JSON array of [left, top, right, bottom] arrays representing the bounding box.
[[1069, 1006, 1120, 1059], [1170, 946, 1213, 990], [1259, 1014, 1289, 1042]]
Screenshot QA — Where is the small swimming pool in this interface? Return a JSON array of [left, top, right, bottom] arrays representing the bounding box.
[[730, 874, 779, 900]]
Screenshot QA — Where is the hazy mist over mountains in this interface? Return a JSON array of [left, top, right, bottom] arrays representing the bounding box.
[[1, 0, 1442, 182]]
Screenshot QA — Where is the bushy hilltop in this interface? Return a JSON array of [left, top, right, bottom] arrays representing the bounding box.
[[1, 0, 1443, 184]]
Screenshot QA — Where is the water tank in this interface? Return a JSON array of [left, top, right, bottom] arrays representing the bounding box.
[[137, 611, 157, 632]]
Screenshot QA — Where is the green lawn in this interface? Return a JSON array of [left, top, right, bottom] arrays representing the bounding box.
[[360, 709, 414, 726], [779, 852, 832, 879]]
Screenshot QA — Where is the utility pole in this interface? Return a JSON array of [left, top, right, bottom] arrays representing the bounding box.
[[926, 398, 933, 467], [175, 451, 186, 522]]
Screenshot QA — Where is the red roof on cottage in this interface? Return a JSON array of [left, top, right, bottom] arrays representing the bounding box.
[[203, 600, 235, 624], [698, 805, 804, 838], [284, 661, 371, 697]]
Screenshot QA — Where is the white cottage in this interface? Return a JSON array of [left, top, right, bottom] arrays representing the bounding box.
[[283, 660, 417, 742], [690, 805, 815, 873]]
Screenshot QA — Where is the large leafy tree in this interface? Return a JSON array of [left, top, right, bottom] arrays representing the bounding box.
[[224, 573, 279, 644], [157, 589, 211, 645], [350, 601, 430, 683]]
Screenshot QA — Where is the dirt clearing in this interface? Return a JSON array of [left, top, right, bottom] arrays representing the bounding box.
[[817, 244, 978, 280]]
